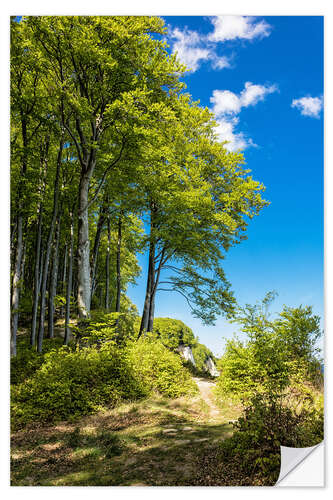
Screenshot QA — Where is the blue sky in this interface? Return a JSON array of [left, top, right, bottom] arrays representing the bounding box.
[[129, 16, 323, 356]]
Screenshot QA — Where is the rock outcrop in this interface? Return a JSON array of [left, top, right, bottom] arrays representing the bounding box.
[[176, 344, 196, 366], [177, 344, 220, 377], [204, 356, 220, 377]]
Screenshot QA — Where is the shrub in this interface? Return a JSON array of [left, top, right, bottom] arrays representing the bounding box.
[[194, 391, 324, 486], [10, 337, 65, 385], [11, 333, 198, 429], [125, 335, 198, 398], [191, 342, 216, 373], [152, 318, 196, 350], [11, 343, 145, 429]]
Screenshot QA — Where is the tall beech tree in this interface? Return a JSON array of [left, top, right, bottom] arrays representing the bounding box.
[[10, 16, 269, 357], [27, 15, 184, 319], [138, 95, 268, 335]]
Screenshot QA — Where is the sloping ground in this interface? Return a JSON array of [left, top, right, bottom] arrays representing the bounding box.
[[11, 378, 241, 486]]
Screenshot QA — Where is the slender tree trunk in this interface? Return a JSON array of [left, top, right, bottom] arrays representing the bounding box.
[[64, 211, 74, 345], [11, 116, 29, 357], [147, 250, 156, 333], [37, 139, 63, 353], [31, 213, 43, 346], [91, 205, 106, 300], [115, 216, 122, 315], [138, 239, 155, 338], [20, 239, 26, 296], [147, 252, 165, 333], [105, 216, 111, 311], [60, 244, 67, 317], [77, 173, 92, 318], [48, 214, 61, 339], [10, 214, 23, 357], [31, 138, 49, 346]]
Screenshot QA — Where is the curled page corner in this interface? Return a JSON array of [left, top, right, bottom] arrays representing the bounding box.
[[275, 441, 324, 486]]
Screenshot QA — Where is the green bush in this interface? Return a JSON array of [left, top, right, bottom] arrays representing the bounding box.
[[215, 295, 323, 402], [125, 334, 198, 398], [10, 337, 65, 385], [11, 343, 145, 429], [153, 317, 196, 350], [192, 342, 216, 373], [195, 391, 324, 486], [11, 333, 198, 429]]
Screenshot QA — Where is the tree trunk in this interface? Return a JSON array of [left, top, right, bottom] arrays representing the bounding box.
[[77, 173, 92, 318], [20, 239, 26, 296], [147, 247, 166, 332], [105, 216, 111, 311], [37, 139, 63, 353], [60, 244, 67, 317], [138, 238, 155, 337], [91, 205, 107, 300], [48, 214, 61, 339], [31, 137, 49, 346], [64, 211, 74, 345], [115, 216, 122, 314], [31, 214, 43, 346], [10, 214, 23, 357]]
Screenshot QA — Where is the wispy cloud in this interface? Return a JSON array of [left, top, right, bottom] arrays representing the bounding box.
[[170, 28, 211, 72], [210, 82, 278, 151], [168, 16, 272, 73], [291, 96, 323, 118], [169, 27, 232, 73], [208, 16, 272, 42]]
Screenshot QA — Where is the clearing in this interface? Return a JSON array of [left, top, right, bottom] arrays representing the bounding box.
[[11, 377, 241, 486]]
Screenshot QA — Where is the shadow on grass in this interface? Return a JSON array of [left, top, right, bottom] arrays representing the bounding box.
[[11, 402, 233, 486]]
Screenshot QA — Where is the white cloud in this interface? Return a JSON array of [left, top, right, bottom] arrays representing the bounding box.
[[168, 17, 271, 73], [214, 117, 250, 152], [210, 54, 231, 70], [171, 27, 211, 72], [210, 82, 278, 116], [240, 81, 277, 107], [291, 96, 323, 118], [210, 82, 278, 151], [209, 16, 272, 42], [210, 89, 242, 115]]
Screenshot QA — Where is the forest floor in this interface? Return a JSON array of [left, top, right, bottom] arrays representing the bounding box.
[[11, 377, 242, 486]]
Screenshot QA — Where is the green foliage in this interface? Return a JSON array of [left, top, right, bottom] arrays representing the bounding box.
[[211, 391, 323, 486], [215, 294, 323, 401], [10, 337, 65, 385], [191, 342, 215, 373], [72, 302, 139, 346], [125, 335, 198, 398], [152, 317, 196, 350], [11, 330, 197, 429], [11, 343, 145, 429]]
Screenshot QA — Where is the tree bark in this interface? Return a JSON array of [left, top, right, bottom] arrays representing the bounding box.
[[48, 214, 61, 339], [115, 216, 122, 314], [91, 205, 107, 300], [138, 238, 155, 338], [31, 138, 49, 346], [20, 239, 26, 296], [11, 117, 28, 357], [77, 172, 92, 318], [60, 244, 67, 317], [147, 250, 165, 333], [37, 138, 63, 352], [105, 216, 111, 311], [64, 210, 74, 345], [10, 214, 23, 357]]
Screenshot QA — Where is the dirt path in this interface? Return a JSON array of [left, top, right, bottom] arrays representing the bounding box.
[[11, 380, 240, 486], [193, 377, 221, 420]]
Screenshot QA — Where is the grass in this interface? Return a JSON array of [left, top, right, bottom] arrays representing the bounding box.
[[11, 389, 239, 486]]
